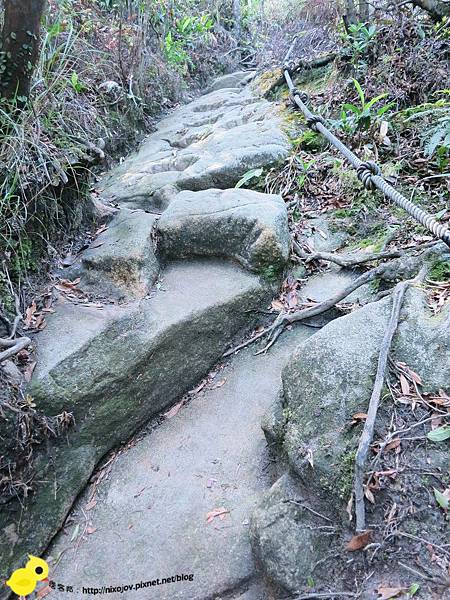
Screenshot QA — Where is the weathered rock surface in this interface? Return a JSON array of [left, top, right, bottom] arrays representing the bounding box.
[[46, 326, 313, 600], [252, 288, 450, 593], [100, 87, 289, 210], [205, 70, 255, 93], [157, 188, 290, 273], [251, 473, 338, 594], [64, 208, 159, 300], [280, 288, 449, 498], [0, 260, 272, 585]]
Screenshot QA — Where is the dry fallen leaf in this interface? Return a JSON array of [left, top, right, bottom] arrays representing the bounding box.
[[271, 300, 284, 311], [85, 498, 97, 511], [377, 585, 407, 599], [86, 525, 97, 534], [36, 585, 52, 599], [95, 224, 108, 236], [212, 378, 226, 389], [345, 530, 372, 551], [399, 374, 410, 395], [379, 120, 389, 139], [164, 400, 184, 419], [352, 412, 368, 424], [24, 301, 37, 328], [188, 380, 206, 395], [206, 507, 230, 523], [24, 360, 37, 383], [385, 439, 401, 453], [364, 486, 376, 504]]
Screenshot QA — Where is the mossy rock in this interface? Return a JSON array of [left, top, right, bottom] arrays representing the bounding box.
[[268, 288, 450, 509]]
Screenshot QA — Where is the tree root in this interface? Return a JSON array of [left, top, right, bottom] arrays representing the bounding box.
[[353, 265, 428, 532], [224, 243, 448, 358], [0, 336, 31, 363], [256, 260, 391, 354], [293, 240, 403, 268], [0, 264, 30, 363], [224, 263, 383, 357]]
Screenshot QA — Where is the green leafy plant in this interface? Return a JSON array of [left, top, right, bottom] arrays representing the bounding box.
[[428, 259, 450, 281], [340, 22, 377, 68], [402, 94, 450, 161], [335, 79, 394, 133], [434, 16, 450, 40], [164, 30, 191, 68], [427, 425, 450, 442], [433, 487, 449, 510], [164, 13, 213, 70], [70, 71, 85, 93], [296, 158, 315, 191], [235, 167, 264, 188]]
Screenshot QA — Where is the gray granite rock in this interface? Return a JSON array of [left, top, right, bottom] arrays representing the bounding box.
[[100, 87, 289, 210], [64, 208, 159, 300], [0, 261, 272, 585], [157, 188, 289, 274]]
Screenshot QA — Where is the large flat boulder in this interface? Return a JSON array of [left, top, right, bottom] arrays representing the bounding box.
[[280, 289, 449, 499], [45, 326, 313, 600], [0, 260, 271, 585], [100, 88, 289, 210], [63, 208, 159, 300], [251, 288, 450, 593], [157, 188, 290, 274]]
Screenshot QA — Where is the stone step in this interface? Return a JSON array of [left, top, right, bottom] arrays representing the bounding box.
[[156, 188, 289, 274], [100, 87, 289, 211], [62, 208, 160, 301], [46, 326, 314, 600], [0, 260, 272, 587]]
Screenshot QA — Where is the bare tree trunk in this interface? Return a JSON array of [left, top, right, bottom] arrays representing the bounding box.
[[344, 0, 356, 21], [233, 0, 242, 42], [411, 0, 450, 20], [0, 0, 47, 102], [359, 0, 370, 21]]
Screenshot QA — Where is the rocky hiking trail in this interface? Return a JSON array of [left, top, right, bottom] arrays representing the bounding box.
[[2, 69, 450, 600]]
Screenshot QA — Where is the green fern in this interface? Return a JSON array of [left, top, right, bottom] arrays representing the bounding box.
[[402, 94, 450, 158], [423, 118, 450, 157]]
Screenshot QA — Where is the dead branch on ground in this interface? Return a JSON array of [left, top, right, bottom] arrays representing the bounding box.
[[263, 52, 337, 97], [293, 240, 403, 267], [353, 265, 428, 532], [224, 243, 448, 358], [0, 263, 31, 363], [0, 336, 31, 363]]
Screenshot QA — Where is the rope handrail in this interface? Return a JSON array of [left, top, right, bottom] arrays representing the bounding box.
[[282, 44, 450, 247]]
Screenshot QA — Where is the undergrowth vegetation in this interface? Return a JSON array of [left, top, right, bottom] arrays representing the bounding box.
[[258, 4, 450, 255], [0, 0, 239, 294]]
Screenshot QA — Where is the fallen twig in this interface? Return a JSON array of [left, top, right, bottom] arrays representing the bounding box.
[[263, 52, 337, 97], [292, 593, 357, 599], [353, 266, 428, 532], [0, 336, 31, 363], [286, 499, 333, 522], [293, 240, 403, 268]]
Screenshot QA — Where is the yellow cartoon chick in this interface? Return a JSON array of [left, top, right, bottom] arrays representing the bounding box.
[[6, 555, 49, 598]]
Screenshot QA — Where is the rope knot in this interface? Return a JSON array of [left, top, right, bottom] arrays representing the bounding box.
[[290, 89, 309, 108], [357, 160, 381, 190], [283, 60, 295, 74], [306, 114, 326, 131]]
